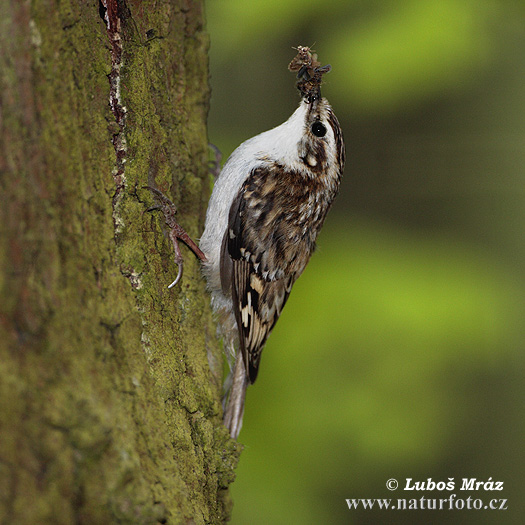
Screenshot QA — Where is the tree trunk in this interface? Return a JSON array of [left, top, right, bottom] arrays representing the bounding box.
[[0, 1, 239, 523]]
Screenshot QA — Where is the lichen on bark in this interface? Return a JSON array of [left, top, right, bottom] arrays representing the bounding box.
[[0, 1, 240, 523]]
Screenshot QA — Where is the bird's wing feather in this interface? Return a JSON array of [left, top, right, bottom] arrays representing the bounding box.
[[225, 168, 299, 383]]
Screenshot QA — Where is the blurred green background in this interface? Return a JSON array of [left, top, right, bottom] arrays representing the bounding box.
[[205, 1, 524, 523]]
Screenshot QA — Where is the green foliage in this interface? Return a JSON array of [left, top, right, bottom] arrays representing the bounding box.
[[206, 1, 525, 522], [207, 0, 507, 115], [231, 221, 522, 523], [326, 0, 498, 114]]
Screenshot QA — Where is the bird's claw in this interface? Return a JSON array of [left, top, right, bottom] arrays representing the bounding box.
[[167, 263, 183, 289], [143, 185, 207, 288], [208, 143, 222, 179]]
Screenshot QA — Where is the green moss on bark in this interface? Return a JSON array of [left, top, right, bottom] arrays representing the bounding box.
[[0, 1, 240, 523]]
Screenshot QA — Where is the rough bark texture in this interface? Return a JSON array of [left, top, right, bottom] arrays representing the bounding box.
[[0, 1, 240, 523]]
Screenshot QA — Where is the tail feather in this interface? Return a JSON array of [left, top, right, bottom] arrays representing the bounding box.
[[224, 354, 248, 439]]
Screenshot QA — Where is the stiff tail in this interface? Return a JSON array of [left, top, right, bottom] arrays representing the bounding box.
[[224, 354, 248, 439]]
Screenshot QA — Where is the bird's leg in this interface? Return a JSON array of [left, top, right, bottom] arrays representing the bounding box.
[[208, 143, 222, 179], [144, 186, 207, 288]]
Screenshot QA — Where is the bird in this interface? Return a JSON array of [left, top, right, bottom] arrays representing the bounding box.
[[199, 47, 345, 439]]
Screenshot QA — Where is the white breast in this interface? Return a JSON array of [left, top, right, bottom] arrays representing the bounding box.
[[199, 100, 309, 310]]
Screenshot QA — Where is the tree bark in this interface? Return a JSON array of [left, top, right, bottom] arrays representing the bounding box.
[[0, 1, 239, 523]]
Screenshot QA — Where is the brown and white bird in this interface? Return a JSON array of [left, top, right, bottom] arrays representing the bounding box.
[[199, 47, 345, 439]]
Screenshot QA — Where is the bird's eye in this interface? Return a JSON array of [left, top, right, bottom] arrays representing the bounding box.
[[311, 121, 326, 137]]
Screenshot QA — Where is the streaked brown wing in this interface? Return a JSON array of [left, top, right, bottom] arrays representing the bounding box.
[[223, 163, 330, 383], [224, 169, 298, 383], [231, 258, 293, 382]]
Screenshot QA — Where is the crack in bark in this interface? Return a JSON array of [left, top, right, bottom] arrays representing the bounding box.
[[101, 0, 144, 292], [102, 0, 127, 236]]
